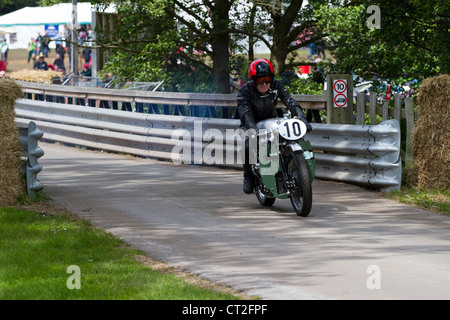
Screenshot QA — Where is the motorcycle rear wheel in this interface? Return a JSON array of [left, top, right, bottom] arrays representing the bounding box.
[[285, 150, 312, 217]]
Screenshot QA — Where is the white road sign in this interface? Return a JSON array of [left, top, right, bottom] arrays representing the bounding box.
[[333, 79, 348, 108]]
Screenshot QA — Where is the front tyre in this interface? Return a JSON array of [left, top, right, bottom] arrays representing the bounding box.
[[285, 149, 312, 217], [255, 179, 276, 207]]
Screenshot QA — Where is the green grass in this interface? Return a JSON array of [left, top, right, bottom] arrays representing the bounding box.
[[0, 207, 242, 300], [387, 187, 450, 216]]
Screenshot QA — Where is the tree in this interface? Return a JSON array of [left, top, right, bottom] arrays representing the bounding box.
[[315, 0, 450, 87], [166, 0, 234, 93], [43, 1, 329, 93], [0, 0, 40, 15], [252, 0, 313, 73], [235, 0, 332, 74], [95, 0, 179, 84]]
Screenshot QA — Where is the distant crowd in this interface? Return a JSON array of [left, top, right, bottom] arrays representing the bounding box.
[[28, 25, 93, 78]]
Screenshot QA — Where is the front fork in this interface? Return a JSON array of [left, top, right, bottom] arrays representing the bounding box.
[[278, 151, 295, 192]]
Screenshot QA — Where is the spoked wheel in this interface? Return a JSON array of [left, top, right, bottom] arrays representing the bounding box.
[[255, 178, 276, 207], [285, 149, 312, 217]]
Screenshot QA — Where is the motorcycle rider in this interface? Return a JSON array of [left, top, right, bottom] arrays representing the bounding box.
[[237, 59, 312, 194]]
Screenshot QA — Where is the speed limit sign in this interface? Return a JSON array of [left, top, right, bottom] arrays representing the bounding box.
[[333, 79, 348, 108]]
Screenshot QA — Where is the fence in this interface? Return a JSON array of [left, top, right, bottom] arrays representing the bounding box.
[[354, 92, 416, 165], [16, 80, 327, 118], [15, 98, 401, 191]]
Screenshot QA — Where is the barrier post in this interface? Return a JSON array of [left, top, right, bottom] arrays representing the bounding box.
[[326, 74, 353, 124], [26, 121, 44, 198]]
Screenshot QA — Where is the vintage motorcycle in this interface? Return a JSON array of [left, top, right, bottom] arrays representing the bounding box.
[[250, 116, 315, 217]]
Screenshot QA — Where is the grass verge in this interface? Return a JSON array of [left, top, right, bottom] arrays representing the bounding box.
[[0, 203, 245, 300], [387, 187, 449, 216]]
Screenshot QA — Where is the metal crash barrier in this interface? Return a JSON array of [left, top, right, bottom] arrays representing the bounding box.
[[310, 120, 401, 192], [15, 99, 401, 192]]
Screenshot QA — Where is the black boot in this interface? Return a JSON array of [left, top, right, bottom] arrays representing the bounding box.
[[243, 165, 254, 194]]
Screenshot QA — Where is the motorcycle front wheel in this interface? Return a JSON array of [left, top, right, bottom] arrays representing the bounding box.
[[255, 180, 276, 207], [285, 149, 312, 217]]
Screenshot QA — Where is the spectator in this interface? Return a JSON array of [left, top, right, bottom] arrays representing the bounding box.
[[315, 39, 326, 60], [27, 38, 36, 63], [56, 43, 66, 61], [41, 32, 50, 57], [53, 53, 65, 71], [80, 63, 91, 77], [82, 46, 91, 65], [33, 52, 48, 70], [55, 67, 68, 103], [87, 25, 93, 41], [34, 37, 42, 58], [0, 39, 9, 61], [78, 27, 86, 45], [54, 32, 63, 47], [308, 42, 316, 60]]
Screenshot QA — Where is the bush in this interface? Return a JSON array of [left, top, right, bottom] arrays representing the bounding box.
[[285, 77, 324, 95]]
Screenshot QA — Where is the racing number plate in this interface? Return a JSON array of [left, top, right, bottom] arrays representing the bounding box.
[[278, 119, 307, 140]]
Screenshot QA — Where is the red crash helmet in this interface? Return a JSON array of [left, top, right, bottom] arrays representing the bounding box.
[[248, 59, 274, 82]]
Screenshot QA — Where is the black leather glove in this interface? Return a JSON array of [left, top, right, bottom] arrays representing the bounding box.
[[292, 108, 313, 132], [300, 114, 313, 132], [243, 113, 259, 134]]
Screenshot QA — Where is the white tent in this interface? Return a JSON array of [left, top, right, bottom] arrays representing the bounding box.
[[0, 2, 113, 49]]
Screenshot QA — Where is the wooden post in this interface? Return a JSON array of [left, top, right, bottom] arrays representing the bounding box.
[[326, 74, 353, 124], [356, 92, 365, 125], [405, 97, 415, 166], [394, 94, 401, 123], [369, 91, 377, 124], [382, 100, 389, 121]]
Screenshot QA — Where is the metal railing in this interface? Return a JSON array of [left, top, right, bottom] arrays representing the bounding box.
[[15, 98, 401, 191], [16, 80, 327, 118]]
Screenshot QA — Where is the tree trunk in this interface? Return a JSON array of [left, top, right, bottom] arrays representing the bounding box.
[[270, 40, 289, 75], [248, 4, 257, 62], [211, 37, 230, 93], [269, 0, 304, 75], [210, 1, 232, 94]]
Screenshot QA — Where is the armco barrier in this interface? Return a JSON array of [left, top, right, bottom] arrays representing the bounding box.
[[15, 99, 401, 192], [310, 120, 402, 191]]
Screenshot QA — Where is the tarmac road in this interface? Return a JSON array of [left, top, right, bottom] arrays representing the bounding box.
[[38, 142, 450, 300]]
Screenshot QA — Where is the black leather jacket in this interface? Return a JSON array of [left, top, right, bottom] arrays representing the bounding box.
[[237, 79, 303, 130]]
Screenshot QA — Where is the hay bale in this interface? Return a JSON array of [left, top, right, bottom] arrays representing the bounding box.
[[9, 69, 62, 84], [411, 74, 450, 189], [0, 79, 25, 205]]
